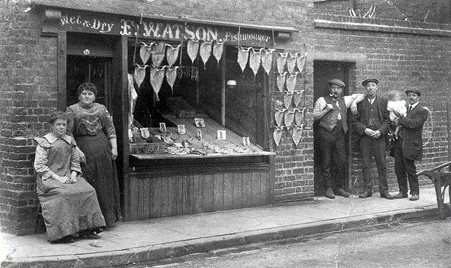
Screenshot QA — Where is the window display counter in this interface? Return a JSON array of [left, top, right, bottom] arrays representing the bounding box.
[[124, 114, 275, 221]]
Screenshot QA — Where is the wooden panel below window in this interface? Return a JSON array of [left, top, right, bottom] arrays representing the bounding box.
[[124, 166, 274, 221]]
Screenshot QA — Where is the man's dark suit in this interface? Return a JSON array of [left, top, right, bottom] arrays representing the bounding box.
[[394, 103, 429, 195], [351, 96, 391, 194]]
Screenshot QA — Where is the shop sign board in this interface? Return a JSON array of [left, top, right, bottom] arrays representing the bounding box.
[[60, 10, 275, 47]]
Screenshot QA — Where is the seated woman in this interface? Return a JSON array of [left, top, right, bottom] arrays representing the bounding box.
[[34, 111, 106, 243]]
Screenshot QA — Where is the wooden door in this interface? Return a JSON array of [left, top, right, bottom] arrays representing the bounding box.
[[313, 61, 350, 196]]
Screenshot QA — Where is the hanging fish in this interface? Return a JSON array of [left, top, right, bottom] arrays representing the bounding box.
[[165, 44, 181, 67], [276, 72, 287, 92], [294, 108, 303, 126], [127, 74, 138, 128], [237, 46, 251, 73], [283, 92, 293, 109], [150, 42, 166, 67], [165, 66, 178, 93], [187, 39, 200, 64], [274, 108, 285, 127], [249, 48, 262, 77], [199, 40, 213, 69], [261, 48, 274, 75], [151, 55, 164, 68], [286, 72, 299, 93], [291, 124, 304, 147], [139, 42, 155, 65], [286, 53, 297, 74], [150, 67, 166, 101], [128, 73, 138, 111], [276, 52, 288, 74], [293, 90, 304, 108], [274, 99, 284, 110], [296, 52, 307, 73], [212, 40, 225, 66], [133, 64, 147, 88], [284, 108, 295, 129], [273, 126, 284, 147]]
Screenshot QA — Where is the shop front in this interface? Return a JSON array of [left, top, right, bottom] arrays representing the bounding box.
[[37, 4, 299, 221]]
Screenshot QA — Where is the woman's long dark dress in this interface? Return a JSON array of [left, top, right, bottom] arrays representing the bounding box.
[[34, 133, 106, 241], [66, 103, 121, 226]]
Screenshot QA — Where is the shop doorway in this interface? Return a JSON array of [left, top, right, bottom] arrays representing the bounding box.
[[313, 61, 351, 196], [65, 33, 127, 214]]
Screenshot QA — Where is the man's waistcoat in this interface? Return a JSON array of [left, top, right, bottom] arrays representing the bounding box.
[[367, 100, 382, 130], [319, 96, 348, 133]]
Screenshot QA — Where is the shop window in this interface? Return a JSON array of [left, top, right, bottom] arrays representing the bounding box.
[[127, 40, 271, 166]]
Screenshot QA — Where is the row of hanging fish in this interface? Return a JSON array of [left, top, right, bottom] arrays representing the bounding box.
[[280, 90, 305, 109], [139, 41, 180, 67], [276, 51, 307, 74], [277, 72, 304, 92], [133, 65, 183, 101], [236, 48, 307, 76], [274, 107, 307, 128], [140, 39, 225, 68], [134, 65, 199, 89], [176, 66, 199, 82], [273, 124, 304, 147], [237, 47, 274, 76], [186, 39, 225, 67]]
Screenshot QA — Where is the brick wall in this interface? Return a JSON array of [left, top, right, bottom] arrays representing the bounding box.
[[0, 0, 315, 234], [315, 0, 451, 23], [313, 13, 451, 194], [0, 0, 58, 235]]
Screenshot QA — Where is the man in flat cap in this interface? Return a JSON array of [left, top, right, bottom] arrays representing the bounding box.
[[392, 89, 429, 201], [313, 79, 364, 199], [351, 78, 393, 199]]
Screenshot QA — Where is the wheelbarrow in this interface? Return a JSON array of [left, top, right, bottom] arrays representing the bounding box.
[[417, 161, 451, 219]]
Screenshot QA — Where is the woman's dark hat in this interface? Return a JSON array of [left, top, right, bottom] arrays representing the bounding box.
[[327, 79, 345, 88], [405, 89, 421, 97], [362, 78, 379, 86]]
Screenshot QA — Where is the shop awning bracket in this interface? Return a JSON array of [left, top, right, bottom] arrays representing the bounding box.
[[41, 8, 61, 37]]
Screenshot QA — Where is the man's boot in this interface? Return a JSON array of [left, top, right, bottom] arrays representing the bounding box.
[[335, 188, 351, 197], [325, 187, 335, 199]]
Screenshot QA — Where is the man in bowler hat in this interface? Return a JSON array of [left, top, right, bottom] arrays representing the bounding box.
[[392, 89, 429, 201], [351, 78, 393, 199], [313, 79, 364, 199]]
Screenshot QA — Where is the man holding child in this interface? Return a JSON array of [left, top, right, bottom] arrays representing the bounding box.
[[392, 89, 429, 201]]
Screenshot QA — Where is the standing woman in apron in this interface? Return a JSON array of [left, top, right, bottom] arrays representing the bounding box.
[[66, 82, 121, 227]]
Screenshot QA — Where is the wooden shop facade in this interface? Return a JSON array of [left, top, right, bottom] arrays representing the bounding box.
[[34, 3, 301, 221]]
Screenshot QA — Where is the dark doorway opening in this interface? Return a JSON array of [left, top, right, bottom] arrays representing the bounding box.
[[66, 55, 112, 110], [313, 61, 353, 196]]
